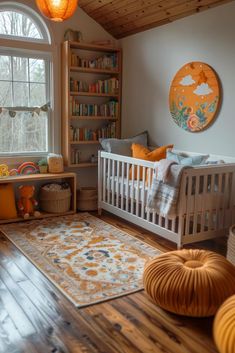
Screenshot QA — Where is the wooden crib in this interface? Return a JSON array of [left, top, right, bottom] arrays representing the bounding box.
[[98, 151, 235, 248]]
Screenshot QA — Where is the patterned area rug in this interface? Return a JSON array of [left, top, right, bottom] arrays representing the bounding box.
[[0, 213, 161, 307]]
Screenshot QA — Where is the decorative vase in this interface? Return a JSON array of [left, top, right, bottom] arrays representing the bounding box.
[[39, 165, 48, 174]]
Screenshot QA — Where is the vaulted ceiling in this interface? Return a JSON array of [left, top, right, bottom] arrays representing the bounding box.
[[79, 0, 232, 39]]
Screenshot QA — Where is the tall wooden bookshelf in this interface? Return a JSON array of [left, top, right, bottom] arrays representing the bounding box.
[[61, 41, 122, 168]]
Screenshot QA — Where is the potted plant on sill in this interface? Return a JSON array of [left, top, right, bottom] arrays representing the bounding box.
[[38, 158, 48, 174]]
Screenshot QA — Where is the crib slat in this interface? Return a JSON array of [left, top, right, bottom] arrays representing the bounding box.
[[178, 172, 188, 238], [152, 212, 156, 224], [222, 173, 229, 228], [200, 174, 208, 233], [111, 159, 115, 206], [121, 162, 125, 210], [215, 173, 222, 229], [172, 218, 176, 233], [193, 175, 200, 234], [125, 163, 130, 212], [103, 157, 106, 203], [185, 176, 193, 235], [107, 158, 111, 204], [208, 174, 215, 230], [136, 165, 140, 217], [116, 161, 120, 208], [131, 165, 135, 214], [141, 167, 146, 218], [146, 168, 151, 222]]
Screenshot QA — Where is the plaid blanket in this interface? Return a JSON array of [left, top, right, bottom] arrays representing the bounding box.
[[146, 161, 188, 217]]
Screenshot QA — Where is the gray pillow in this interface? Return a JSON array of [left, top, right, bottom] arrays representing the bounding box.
[[100, 131, 148, 156]]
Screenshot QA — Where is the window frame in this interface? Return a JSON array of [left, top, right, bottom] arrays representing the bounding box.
[[0, 2, 51, 44], [0, 2, 55, 160]]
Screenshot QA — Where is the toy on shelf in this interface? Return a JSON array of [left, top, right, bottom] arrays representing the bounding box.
[[9, 162, 39, 176], [0, 164, 9, 178], [9, 168, 18, 176], [47, 154, 64, 173], [38, 158, 48, 174], [18, 162, 39, 175], [17, 185, 41, 219]]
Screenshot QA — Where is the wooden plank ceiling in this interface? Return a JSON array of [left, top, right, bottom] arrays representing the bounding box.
[[79, 0, 232, 39]]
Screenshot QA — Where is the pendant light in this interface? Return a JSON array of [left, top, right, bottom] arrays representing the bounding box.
[[36, 0, 78, 22]]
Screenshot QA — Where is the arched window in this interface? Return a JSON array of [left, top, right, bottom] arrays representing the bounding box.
[[0, 2, 50, 43], [0, 2, 52, 156]]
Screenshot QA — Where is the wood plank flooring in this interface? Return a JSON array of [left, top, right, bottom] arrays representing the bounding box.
[[0, 211, 226, 353]]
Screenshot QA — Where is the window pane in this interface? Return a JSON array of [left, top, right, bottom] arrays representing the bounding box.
[[0, 55, 11, 80], [13, 82, 29, 106], [0, 11, 43, 39], [29, 58, 46, 83], [0, 81, 13, 106], [12, 56, 28, 82], [0, 111, 48, 153], [30, 83, 46, 106], [13, 56, 28, 82]]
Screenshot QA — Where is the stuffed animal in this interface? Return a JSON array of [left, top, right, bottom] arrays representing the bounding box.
[[0, 164, 9, 178], [17, 185, 41, 219]]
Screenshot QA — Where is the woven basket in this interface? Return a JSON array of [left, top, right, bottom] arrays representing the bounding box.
[[77, 187, 97, 211], [227, 225, 235, 266], [39, 187, 71, 213]]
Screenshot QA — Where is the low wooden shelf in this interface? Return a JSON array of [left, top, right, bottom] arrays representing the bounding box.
[[0, 172, 77, 225]]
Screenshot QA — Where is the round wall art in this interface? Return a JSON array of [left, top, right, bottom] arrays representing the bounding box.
[[169, 62, 220, 132]]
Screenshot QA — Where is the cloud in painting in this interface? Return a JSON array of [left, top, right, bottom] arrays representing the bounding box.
[[193, 83, 213, 96], [179, 75, 195, 86]]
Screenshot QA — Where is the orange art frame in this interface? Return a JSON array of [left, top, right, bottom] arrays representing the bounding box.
[[169, 62, 221, 132]]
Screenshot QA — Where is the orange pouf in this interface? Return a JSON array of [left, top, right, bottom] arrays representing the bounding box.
[[143, 249, 235, 317], [213, 295, 235, 353]]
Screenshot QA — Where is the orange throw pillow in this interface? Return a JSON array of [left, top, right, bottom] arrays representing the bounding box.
[[0, 183, 17, 219], [130, 143, 173, 180]]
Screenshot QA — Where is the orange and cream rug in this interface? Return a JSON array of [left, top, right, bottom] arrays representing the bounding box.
[[0, 213, 161, 307]]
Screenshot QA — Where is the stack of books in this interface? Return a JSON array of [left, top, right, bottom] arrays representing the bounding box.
[[70, 98, 118, 117], [70, 77, 119, 95], [70, 122, 116, 142], [88, 77, 119, 94], [70, 52, 118, 70]]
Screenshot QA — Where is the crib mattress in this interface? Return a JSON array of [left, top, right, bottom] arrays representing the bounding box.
[[106, 176, 148, 203]]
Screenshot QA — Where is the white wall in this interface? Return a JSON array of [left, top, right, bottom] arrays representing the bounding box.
[[120, 2, 235, 157]]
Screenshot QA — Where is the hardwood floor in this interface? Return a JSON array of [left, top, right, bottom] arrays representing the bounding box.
[[0, 211, 226, 353]]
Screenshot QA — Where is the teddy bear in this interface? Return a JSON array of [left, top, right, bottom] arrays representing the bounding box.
[[17, 185, 41, 219]]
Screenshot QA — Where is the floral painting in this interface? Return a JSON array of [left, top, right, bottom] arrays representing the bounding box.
[[169, 62, 220, 132]]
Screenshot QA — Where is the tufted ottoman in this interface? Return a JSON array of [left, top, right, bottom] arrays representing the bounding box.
[[143, 249, 235, 317], [213, 295, 235, 353]]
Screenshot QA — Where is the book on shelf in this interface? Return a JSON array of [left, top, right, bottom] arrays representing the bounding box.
[[69, 98, 118, 117], [70, 77, 119, 95], [70, 122, 116, 142], [70, 52, 118, 70]]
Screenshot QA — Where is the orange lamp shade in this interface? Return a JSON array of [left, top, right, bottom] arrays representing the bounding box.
[[36, 0, 78, 22]]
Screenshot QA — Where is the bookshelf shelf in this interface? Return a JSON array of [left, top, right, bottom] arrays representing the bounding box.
[[70, 66, 120, 75], [70, 91, 119, 98], [70, 141, 100, 145], [62, 40, 122, 169], [69, 41, 120, 53], [70, 115, 117, 121]]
